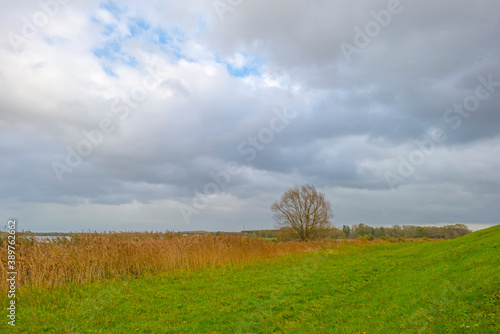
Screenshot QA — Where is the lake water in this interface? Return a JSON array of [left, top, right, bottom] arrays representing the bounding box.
[[30, 236, 72, 242]]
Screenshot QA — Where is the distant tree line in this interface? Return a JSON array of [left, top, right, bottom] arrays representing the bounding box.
[[241, 230, 279, 239], [341, 223, 471, 239], [243, 223, 471, 241]]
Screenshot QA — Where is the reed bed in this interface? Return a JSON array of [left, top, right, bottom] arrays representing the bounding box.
[[0, 232, 342, 290]]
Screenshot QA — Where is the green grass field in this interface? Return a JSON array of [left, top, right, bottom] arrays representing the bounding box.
[[4, 225, 499, 333]]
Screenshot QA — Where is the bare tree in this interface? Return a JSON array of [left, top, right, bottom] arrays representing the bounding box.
[[271, 184, 333, 241]]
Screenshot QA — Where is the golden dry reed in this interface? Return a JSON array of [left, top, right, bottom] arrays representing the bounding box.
[[0, 232, 342, 290]]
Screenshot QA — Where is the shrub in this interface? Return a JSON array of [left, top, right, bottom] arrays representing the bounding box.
[[398, 237, 406, 242]]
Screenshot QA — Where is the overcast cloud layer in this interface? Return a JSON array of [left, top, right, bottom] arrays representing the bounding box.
[[1, 0, 499, 232]]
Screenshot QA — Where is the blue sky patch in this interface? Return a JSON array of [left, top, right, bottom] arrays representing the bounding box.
[[99, 0, 122, 20], [128, 17, 150, 37], [225, 63, 261, 78], [93, 39, 138, 74], [92, 0, 191, 75], [152, 27, 170, 45], [216, 53, 264, 78], [101, 65, 117, 77]]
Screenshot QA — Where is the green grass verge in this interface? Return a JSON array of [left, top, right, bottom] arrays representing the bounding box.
[[3, 225, 499, 333]]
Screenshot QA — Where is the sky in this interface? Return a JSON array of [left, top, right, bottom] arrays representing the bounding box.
[[1, 0, 499, 233]]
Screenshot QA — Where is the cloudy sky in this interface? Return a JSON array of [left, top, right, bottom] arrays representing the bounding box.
[[1, 0, 499, 232]]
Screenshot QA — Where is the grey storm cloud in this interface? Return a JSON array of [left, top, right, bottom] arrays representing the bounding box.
[[0, 0, 499, 232]]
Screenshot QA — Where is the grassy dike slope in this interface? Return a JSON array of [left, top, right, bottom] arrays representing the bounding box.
[[5, 225, 500, 333]]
